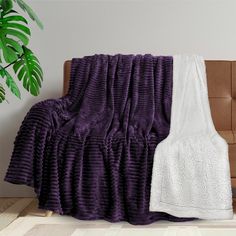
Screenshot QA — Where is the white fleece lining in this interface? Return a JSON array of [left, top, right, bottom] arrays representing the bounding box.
[[149, 55, 233, 220]]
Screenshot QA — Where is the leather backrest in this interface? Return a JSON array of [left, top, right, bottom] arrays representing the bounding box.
[[232, 62, 236, 131], [63, 60, 71, 96], [63, 60, 236, 131], [206, 61, 233, 131]]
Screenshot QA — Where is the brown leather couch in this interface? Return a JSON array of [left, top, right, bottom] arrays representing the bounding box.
[[63, 60, 236, 191], [205, 61, 236, 191]]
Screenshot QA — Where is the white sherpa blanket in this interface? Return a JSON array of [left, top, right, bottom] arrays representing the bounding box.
[[149, 55, 233, 219]]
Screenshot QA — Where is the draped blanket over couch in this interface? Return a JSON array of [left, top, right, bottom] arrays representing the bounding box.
[[4, 55, 192, 224], [4, 54, 233, 224], [149, 55, 233, 220]]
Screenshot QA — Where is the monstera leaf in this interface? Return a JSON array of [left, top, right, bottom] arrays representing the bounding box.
[[0, 65, 21, 98], [0, 0, 13, 13], [13, 0, 43, 29], [0, 0, 43, 103], [0, 84, 5, 103], [0, 10, 30, 63], [13, 46, 43, 96]]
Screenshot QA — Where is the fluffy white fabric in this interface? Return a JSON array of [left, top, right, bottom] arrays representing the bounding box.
[[149, 55, 233, 219]]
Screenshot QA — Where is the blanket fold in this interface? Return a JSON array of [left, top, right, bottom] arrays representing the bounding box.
[[4, 54, 192, 225], [149, 55, 233, 219]]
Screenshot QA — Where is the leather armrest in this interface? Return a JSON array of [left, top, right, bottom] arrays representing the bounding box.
[[218, 130, 235, 144]]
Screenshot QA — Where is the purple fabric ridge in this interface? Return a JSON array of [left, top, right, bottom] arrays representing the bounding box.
[[4, 54, 194, 225]]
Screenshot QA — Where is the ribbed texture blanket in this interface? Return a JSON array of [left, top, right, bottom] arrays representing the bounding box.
[[4, 54, 193, 225], [149, 55, 233, 219]]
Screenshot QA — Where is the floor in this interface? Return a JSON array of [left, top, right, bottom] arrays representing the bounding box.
[[0, 198, 236, 235]]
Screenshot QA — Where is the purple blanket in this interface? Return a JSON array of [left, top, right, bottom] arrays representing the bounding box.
[[5, 54, 193, 224]]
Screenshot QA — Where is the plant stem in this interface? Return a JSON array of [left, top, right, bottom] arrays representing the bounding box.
[[2, 54, 24, 70]]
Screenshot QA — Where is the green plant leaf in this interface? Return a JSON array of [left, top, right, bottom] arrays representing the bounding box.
[[0, 10, 30, 63], [0, 65, 21, 99], [13, 0, 43, 29], [1, 0, 13, 13], [0, 84, 5, 103], [13, 46, 43, 96]]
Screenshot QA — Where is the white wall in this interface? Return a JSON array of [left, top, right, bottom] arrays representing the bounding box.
[[1, 0, 236, 197]]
